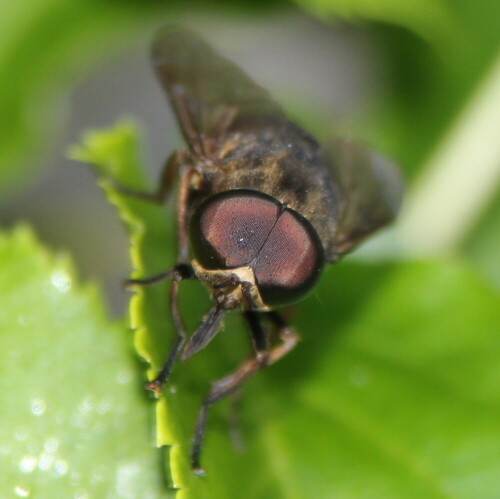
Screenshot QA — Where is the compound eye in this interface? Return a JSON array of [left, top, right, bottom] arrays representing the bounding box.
[[253, 209, 324, 306], [190, 190, 280, 269]]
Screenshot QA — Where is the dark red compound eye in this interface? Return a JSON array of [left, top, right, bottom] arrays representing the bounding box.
[[190, 190, 324, 306]]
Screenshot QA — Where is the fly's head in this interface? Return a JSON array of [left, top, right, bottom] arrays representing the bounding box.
[[189, 189, 325, 311]]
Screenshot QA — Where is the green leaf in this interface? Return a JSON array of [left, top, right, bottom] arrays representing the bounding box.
[[267, 260, 500, 497], [0, 225, 167, 497], [73, 121, 500, 497]]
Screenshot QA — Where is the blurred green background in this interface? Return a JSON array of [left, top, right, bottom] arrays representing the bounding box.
[[0, 0, 499, 497]]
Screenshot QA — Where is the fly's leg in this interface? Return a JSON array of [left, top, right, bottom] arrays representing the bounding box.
[[119, 156, 196, 263], [122, 155, 198, 392], [244, 309, 269, 352], [110, 146, 196, 263], [145, 265, 191, 393], [225, 311, 268, 454], [125, 263, 193, 394], [109, 150, 183, 205], [265, 311, 300, 362], [175, 162, 195, 262], [190, 311, 300, 475]]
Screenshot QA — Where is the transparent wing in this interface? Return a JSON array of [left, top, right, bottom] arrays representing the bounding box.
[[325, 139, 404, 255], [151, 28, 285, 157]]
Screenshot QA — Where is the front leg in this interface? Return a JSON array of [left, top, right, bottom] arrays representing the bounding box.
[[125, 263, 194, 393], [144, 265, 191, 394], [124, 263, 192, 288]]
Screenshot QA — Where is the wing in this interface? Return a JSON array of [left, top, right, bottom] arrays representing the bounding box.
[[325, 139, 403, 255], [151, 28, 285, 157]]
